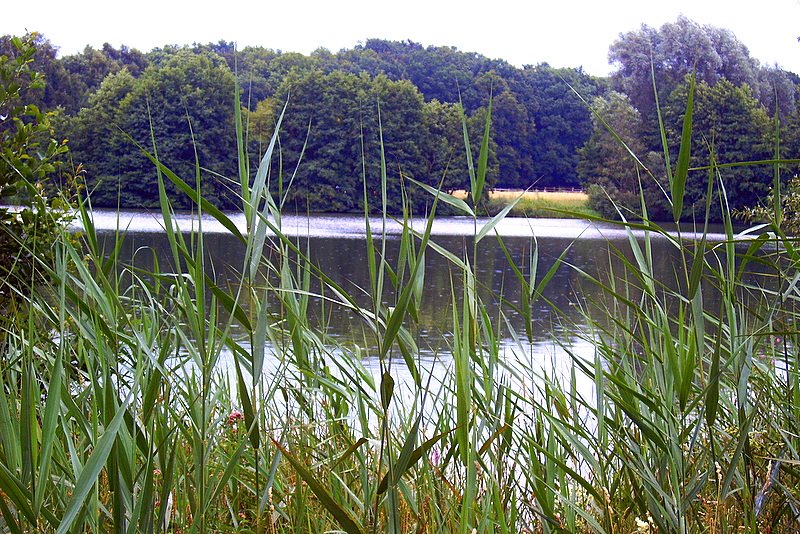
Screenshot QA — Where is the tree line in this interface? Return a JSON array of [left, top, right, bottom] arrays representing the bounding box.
[[2, 16, 798, 220]]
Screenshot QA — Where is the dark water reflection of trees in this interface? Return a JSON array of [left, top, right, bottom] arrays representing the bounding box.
[[100, 214, 766, 354], [98, 215, 768, 356]]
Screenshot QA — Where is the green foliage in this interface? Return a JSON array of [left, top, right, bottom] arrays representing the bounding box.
[[578, 92, 669, 219], [665, 77, 772, 218], [0, 33, 72, 305], [609, 15, 764, 122], [0, 33, 75, 112], [4, 22, 799, 220], [3, 41, 800, 533], [591, 16, 795, 222], [520, 64, 605, 188], [69, 49, 238, 209], [58, 42, 148, 112], [738, 174, 800, 234], [270, 69, 495, 214]]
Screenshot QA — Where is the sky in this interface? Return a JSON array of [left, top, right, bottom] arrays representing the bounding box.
[[4, 0, 800, 76]]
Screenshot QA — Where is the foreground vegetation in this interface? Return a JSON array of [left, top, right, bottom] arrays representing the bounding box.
[[2, 38, 800, 534]]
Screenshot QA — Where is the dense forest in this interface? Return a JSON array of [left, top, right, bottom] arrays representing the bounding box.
[[2, 16, 798, 220]]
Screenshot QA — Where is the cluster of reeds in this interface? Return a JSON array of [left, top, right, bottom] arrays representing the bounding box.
[[0, 75, 798, 533]]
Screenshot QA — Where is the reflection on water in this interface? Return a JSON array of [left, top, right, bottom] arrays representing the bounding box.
[[83, 209, 733, 241], [87, 210, 755, 382]]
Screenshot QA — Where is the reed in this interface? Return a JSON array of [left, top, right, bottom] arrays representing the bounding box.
[[0, 71, 798, 533]]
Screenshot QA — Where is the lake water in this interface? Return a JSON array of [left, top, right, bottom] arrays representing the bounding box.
[[83, 210, 745, 391]]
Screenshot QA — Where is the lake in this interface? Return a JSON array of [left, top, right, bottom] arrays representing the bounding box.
[[84, 210, 746, 390]]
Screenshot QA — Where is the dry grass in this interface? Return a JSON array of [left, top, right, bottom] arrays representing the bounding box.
[[451, 189, 595, 218], [451, 189, 588, 202], [492, 189, 588, 202]]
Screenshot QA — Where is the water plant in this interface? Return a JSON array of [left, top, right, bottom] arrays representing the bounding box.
[[0, 62, 798, 534]]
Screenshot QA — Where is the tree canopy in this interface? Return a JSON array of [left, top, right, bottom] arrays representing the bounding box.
[[3, 20, 797, 221], [580, 16, 795, 221]]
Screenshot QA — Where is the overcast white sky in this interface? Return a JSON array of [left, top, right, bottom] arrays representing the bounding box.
[[4, 0, 800, 76]]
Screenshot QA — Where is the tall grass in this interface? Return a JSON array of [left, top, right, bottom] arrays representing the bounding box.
[[0, 74, 798, 533]]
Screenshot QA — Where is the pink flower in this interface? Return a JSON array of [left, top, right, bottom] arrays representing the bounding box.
[[226, 410, 244, 426]]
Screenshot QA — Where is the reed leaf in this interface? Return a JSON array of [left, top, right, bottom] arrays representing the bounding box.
[[672, 70, 695, 222], [273, 440, 366, 534], [56, 397, 130, 534], [407, 176, 475, 217]]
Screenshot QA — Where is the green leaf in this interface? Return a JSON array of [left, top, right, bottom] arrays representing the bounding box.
[[272, 440, 365, 534], [406, 176, 474, 217], [475, 192, 522, 243], [705, 312, 724, 429], [233, 352, 259, 450], [672, 70, 695, 222], [377, 427, 454, 494], [380, 371, 395, 411], [0, 463, 37, 526], [57, 397, 130, 534], [122, 131, 246, 244], [35, 352, 63, 514], [474, 96, 492, 206], [332, 438, 369, 470]]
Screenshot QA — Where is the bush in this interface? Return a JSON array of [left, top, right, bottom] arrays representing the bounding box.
[[737, 174, 800, 235], [0, 33, 74, 307]]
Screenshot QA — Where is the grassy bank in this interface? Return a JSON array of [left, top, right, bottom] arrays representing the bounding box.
[[453, 189, 598, 218], [0, 83, 798, 533]]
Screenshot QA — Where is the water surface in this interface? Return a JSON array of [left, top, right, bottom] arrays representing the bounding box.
[[86, 210, 748, 389]]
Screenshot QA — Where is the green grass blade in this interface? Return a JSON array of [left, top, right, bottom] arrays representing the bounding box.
[[0, 463, 37, 526], [34, 351, 62, 514], [377, 427, 454, 494], [123, 131, 245, 244], [474, 95, 492, 206], [57, 397, 130, 534], [232, 353, 259, 450], [672, 70, 695, 222], [272, 440, 366, 534], [772, 104, 782, 228], [475, 192, 522, 243], [407, 176, 474, 217]]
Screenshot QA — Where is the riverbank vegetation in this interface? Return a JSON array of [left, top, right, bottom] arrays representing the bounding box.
[[1, 25, 800, 534], [3, 16, 800, 221], [453, 189, 597, 218]]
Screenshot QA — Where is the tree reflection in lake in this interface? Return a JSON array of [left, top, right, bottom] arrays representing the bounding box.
[[94, 211, 754, 366]]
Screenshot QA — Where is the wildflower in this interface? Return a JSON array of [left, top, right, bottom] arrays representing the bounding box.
[[153, 468, 162, 478], [226, 410, 244, 426], [635, 516, 650, 533]]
